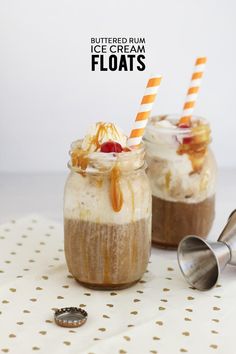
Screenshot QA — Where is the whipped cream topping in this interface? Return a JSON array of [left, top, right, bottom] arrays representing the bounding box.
[[81, 122, 127, 152]]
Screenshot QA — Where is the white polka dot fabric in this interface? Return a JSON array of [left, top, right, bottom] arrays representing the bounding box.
[[0, 215, 235, 354]]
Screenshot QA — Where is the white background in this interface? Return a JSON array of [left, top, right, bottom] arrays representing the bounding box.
[[0, 0, 236, 172]]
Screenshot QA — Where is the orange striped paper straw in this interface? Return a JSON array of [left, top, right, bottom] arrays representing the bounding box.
[[127, 75, 162, 147], [179, 57, 207, 127]]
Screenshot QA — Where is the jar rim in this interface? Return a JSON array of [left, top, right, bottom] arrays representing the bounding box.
[[144, 114, 209, 138], [68, 140, 146, 174]]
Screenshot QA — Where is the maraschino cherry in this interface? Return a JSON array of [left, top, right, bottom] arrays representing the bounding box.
[[179, 123, 192, 144], [100, 141, 123, 153]]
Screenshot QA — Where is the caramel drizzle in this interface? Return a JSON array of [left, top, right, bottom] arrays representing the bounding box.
[[71, 122, 125, 212], [71, 149, 89, 171], [87, 122, 122, 152], [110, 166, 123, 212], [177, 122, 211, 173]]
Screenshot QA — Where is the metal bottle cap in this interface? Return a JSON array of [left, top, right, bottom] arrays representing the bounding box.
[[54, 307, 88, 328]]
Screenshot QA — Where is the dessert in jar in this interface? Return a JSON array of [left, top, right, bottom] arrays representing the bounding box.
[[144, 114, 217, 248], [64, 122, 152, 289]]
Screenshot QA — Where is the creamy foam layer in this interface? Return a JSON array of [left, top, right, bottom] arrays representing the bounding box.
[[64, 170, 151, 224], [144, 116, 216, 203]]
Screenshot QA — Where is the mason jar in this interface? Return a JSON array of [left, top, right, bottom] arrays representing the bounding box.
[[64, 141, 151, 289], [144, 114, 217, 249]]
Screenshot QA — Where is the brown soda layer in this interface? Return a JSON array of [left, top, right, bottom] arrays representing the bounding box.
[[152, 195, 215, 249], [64, 218, 150, 290]]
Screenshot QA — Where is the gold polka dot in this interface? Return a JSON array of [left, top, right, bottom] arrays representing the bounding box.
[[110, 292, 117, 296], [36, 287, 43, 291], [130, 311, 138, 315], [210, 344, 218, 349], [160, 299, 168, 303], [9, 288, 16, 292], [187, 296, 194, 300], [150, 351, 157, 354], [57, 296, 64, 299], [63, 341, 71, 346], [17, 243, 23, 246], [0, 236, 5, 240], [79, 304, 86, 308], [103, 314, 110, 319], [23, 269, 30, 271], [127, 324, 134, 328], [30, 298, 37, 302], [9, 334, 16, 338], [5, 261, 11, 264], [163, 288, 170, 292], [62, 285, 69, 288], [29, 259, 35, 263], [159, 307, 165, 311], [153, 336, 160, 340], [136, 290, 144, 294], [214, 295, 221, 298], [69, 330, 76, 333], [167, 267, 174, 271], [16, 275, 23, 278], [1, 349, 9, 353], [212, 319, 219, 323], [17, 322, 24, 325], [84, 293, 91, 296], [27, 227, 33, 231], [119, 350, 126, 354], [180, 349, 188, 353], [185, 308, 193, 312], [211, 330, 219, 334], [0, 270, 4, 273], [49, 226, 54, 229], [54, 257, 60, 261], [42, 276, 48, 280], [93, 338, 100, 341], [184, 318, 191, 321], [67, 275, 73, 279], [133, 299, 140, 302], [32, 347, 40, 350], [23, 310, 30, 313], [58, 249, 63, 252], [10, 252, 16, 255], [45, 320, 53, 323], [166, 277, 172, 280], [39, 331, 47, 335], [123, 336, 131, 341], [139, 280, 146, 284], [216, 284, 221, 288], [21, 235, 28, 238], [156, 321, 163, 326], [45, 233, 51, 237], [213, 307, 220, 311], [106, 304, 114, 307], [2, 300, 9, 304], [35, 250, 41, 253], [182, 331, 190, 336], [98, 328, 106, 332]]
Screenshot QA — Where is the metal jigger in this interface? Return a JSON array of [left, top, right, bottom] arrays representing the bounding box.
[[177, 210, 236, 291]]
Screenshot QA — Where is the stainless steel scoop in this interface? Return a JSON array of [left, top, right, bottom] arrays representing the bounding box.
[[177, 210, 236, 291]]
